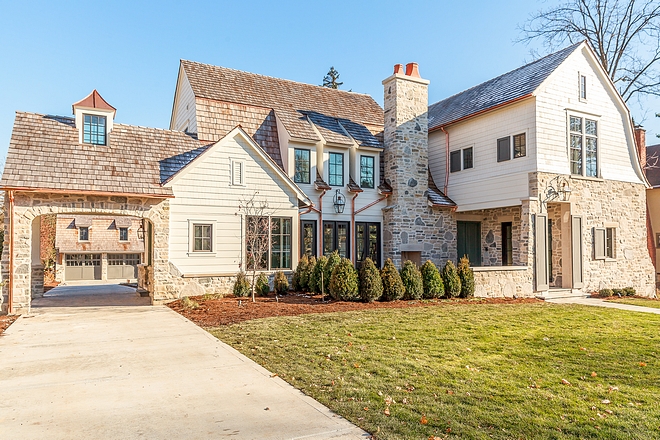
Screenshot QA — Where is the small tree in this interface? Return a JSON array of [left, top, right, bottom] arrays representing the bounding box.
[[400, 260, 423, 300], [329, 258, 359, 301], [323, 251, 341, 295], [256, 272, 270, 296], [310, 255, 328, 294], [274, 271, 289, 295], [420, 260, 444, 299], [381, 258, 405, 301], [359, 258, 383, 303], [322, 66, 343, 89], [238, 193, 273, 302], [442, 260, 461, 298], [233, 271, 251, 297], [457, 256, 475, 298]]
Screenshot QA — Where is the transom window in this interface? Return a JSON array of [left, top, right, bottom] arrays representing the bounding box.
[[193, 224, 213, 252], [570, 116, 598, 177], [79, 227, 89, 241], [294, 149, 310, 184], [360, 155, 374, 188], [119, 227, 129, 241], [83, 114, 107, 145], [328, 152, 344, 186]]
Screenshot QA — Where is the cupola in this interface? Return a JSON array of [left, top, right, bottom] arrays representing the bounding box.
[[72, 90, 116, 145]]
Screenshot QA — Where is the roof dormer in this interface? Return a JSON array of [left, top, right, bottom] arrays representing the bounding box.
[[72, 90, 116, 145]]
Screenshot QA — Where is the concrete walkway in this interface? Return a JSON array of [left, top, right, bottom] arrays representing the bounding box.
[[0, 287, 367, 439], [547, 296, 660, 314]]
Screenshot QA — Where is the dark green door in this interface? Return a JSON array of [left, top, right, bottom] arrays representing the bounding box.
[[457, 221, 481, 266]]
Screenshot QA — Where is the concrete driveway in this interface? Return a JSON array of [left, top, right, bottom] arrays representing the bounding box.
[[0, 286, 367, 439]]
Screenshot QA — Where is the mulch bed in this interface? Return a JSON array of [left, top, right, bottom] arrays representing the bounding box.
[[0, 315, 18, 336], [167, 293, 542, 327]]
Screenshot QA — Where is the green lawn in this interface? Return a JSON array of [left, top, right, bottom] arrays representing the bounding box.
[[209, 303, 660, 439], [607, 297, 660, 309]]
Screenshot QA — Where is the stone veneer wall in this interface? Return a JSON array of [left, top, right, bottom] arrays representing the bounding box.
[[473, 267, 532, 297], [457, 206, 523, 266]]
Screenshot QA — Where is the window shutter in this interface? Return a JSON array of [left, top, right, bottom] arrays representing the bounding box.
[[450, 150, 461, 172], [497, 137, 510, 162], [535, 214, 549, 291], [572, 216, 583, 288], [594, 227, 606, 260]]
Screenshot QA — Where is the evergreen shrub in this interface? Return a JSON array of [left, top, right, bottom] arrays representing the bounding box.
[[256, 272, 270, 297], [358, 258, 383, 302], [329, 258, 359, 301], [310, 256, 328, 294], [457, 256, 475, 298], [598, 288, 613, 298], [324, 251, 341, 292], [623, 287, 636, 297], [274, 271, 289, 295], [420, 260, 444, 299], [233, 271, 251, 297], [442, 261, 461, 298], [381, 258, 404, 301], [300, 256, 316, 292], [400, 260, 423, 300], [292, 255, 308, 291]]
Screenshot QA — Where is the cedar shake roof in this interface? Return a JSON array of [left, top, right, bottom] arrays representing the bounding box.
[[1, 112, 207, 197], [428, 42, 582, 130], [72, 89, 116, 115], [180, 61, 384, 161], [646, 144, 660, 187]]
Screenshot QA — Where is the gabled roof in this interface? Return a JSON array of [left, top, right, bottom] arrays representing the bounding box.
[[1, 112, 205, 197], [72, 89, 116, 115], [179, 60, 384, 148], [428, 42, 583, 130]]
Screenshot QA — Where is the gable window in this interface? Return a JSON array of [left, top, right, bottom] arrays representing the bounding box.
[[294, 149, 310, 184], [594, 227, 615, 260], [498, 134, 526, 162], [119, 227, 129, 242], [193, 224, 213, 252], [231, 159, 245, 186], [570, 116, 598, 177], [513, 133, 526, 158], [245, 216, 292, 270], [79, 226, 89, 241], [579, 74, 587, 100], [463, 147, 473, 169], [83, 114, 107, 145], [450, 150, 461, 172], [360, 155, 375, 188], [328, 152, 344, 186]]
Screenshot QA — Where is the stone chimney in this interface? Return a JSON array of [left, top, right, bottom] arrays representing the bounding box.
[[634, 125, 646, 170], [382, 63, 431, 266]]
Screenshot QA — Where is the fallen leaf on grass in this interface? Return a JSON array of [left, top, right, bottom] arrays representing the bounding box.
[[609, 386, 619, 392], [384, 395, 394, 405], [363, 407, 369, 411], [353, 363, 360, 368], [580, 347, 587, 351], [639, 362, 647, 367], [421, 416, 429, 425], [561, 379, 572, 386], [602, 399, 611, 404], [446, 390, 454, 395], [383, 407, 390, 416], [591, 372, 598, 377], [270, 373, 278, 378], [605, 410, 613, 415]]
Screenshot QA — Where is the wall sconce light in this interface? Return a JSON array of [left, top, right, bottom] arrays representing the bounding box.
[[137, 222, 145, 241], [333, 189, 346, 214], [543, 175, 572, 207]]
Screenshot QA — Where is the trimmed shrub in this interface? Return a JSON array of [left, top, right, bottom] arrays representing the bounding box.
[[623, 287, 636, 297], [324, 251, 341, 293], [598, 288, 614, 298], [420, 260, 444, 299], [310, 256, 328, 294], [233, 271, 251, 297], [457, 256, 475, 298], [400, 260, 423, 300], [442, 261, 461, 298], [381, 258, 405, 301], [300, 256, 316, 292], [612, 288, 624, 297], [274, 271, 289, 295], [329, 258, 359, 301], [359, 258, 383, 302], [256, 272, 270, 297], [181, 296, 199, 310], [292, 255, 308, 291]]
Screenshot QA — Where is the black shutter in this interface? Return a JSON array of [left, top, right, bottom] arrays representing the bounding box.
[[450, 150, 461, 172], [497, 137, 511, 162]]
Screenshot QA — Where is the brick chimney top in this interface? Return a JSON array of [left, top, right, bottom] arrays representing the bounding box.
[[405, 62, 420, 78], [634, 125, 646, 170], [393, 64, 404, 75]]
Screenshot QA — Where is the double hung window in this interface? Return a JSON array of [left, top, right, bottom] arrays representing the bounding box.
[[570, 116, 598, 177]]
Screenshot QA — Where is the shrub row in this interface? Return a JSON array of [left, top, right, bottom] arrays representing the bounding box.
[[597, 287, 636, 298]]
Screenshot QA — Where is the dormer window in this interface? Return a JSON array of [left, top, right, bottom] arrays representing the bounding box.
[[84, 114, 107, 145]]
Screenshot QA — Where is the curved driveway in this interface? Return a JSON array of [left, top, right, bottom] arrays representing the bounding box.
[[0, 286, 367, 439]]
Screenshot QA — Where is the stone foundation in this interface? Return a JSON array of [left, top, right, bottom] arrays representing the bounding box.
[[473, 266, 533, 298]]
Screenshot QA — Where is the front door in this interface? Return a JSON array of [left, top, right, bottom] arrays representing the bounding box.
[[356, 222, 380, 267], [457, 221, 481, 266]]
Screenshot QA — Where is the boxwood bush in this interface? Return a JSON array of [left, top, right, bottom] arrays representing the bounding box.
[[233, 271, 251, 297], [400, 260, 423, 300], [420, 260, 444, 299], [256, 272, 270, 297], [359, 257, 383, 302], [274, 271, 289, 295], [442, 260, 461, 298], [381, 258, 404, 301], [329, 258, 359, 301], [457, 256, 475, 298]]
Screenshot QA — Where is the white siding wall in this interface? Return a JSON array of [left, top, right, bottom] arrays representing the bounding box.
[[167, 133, 300, 276], [535, 46, 642, 183], [428, 99, 536, 211], [170, 68, 197, 134]]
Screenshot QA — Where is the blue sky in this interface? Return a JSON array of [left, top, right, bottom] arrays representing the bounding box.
[[1, 0, 658, 164]]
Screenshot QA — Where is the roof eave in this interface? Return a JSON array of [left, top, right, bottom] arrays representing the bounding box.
[[429, 94, 534, 132]]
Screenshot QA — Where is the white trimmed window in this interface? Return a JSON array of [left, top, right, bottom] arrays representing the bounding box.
[[594, 227, 615, 260], [193, 224, 213, 252], [570, 116, 598, 177], [579, 74, 587, 100], [231, 159, 245, 186], [79, 226, 89, 241]]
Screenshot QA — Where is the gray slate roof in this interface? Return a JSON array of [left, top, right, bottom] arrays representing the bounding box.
[[1, 112, 208, 197], [428, 42, 582, 130]]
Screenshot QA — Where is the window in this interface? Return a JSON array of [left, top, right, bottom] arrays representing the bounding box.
[[513, 133, 526, 158], [328, 152, 344, 186], [356, 222, 380, 267], [579, 74, 587, 99], [119, 227, 129, 241], [497, 137, 511, 162], [231, 159, 245, 186], [301, 220, 317, 257], [294, 149, 310, 184], [245, 216, 292, 270], [193, 224, 212, 252], [79, 227, 89, 241], [450, 150, 461, 172], [502, 222, 513, 266], [594, 227, 616, 260], [570, 116, 598, 177], [323, 221, 349, 258], [463, 147, 473, 169], [360, 156, 375, 188], [83, 114, 106, 145]]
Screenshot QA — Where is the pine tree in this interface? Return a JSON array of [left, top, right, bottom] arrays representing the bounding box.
[[322, 67, 343, 89]]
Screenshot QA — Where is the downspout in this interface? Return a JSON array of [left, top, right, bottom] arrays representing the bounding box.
[[354, 194, 390, 215], [318, 190, 327, 257], [440, 126, 449, 195], [7, 190, 14, 315], [351, 193, 359, 265]]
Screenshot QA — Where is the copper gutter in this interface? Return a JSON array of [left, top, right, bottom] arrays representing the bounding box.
[[317, 190, 327, 256], [350, 193, 359, 264], [354, 194, 389, 216], [0, 186, 174, 199], [7, 190, 14, 314]]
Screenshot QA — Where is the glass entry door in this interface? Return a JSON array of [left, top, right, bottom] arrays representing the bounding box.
[[356, 222, 380, 267]]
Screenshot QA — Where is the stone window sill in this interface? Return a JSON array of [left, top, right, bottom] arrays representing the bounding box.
[[473, 266, 528, 272], [570, 175, 603, 182]]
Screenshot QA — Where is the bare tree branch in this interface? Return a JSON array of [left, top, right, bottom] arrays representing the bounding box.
[[238, 192, 274, 302]]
